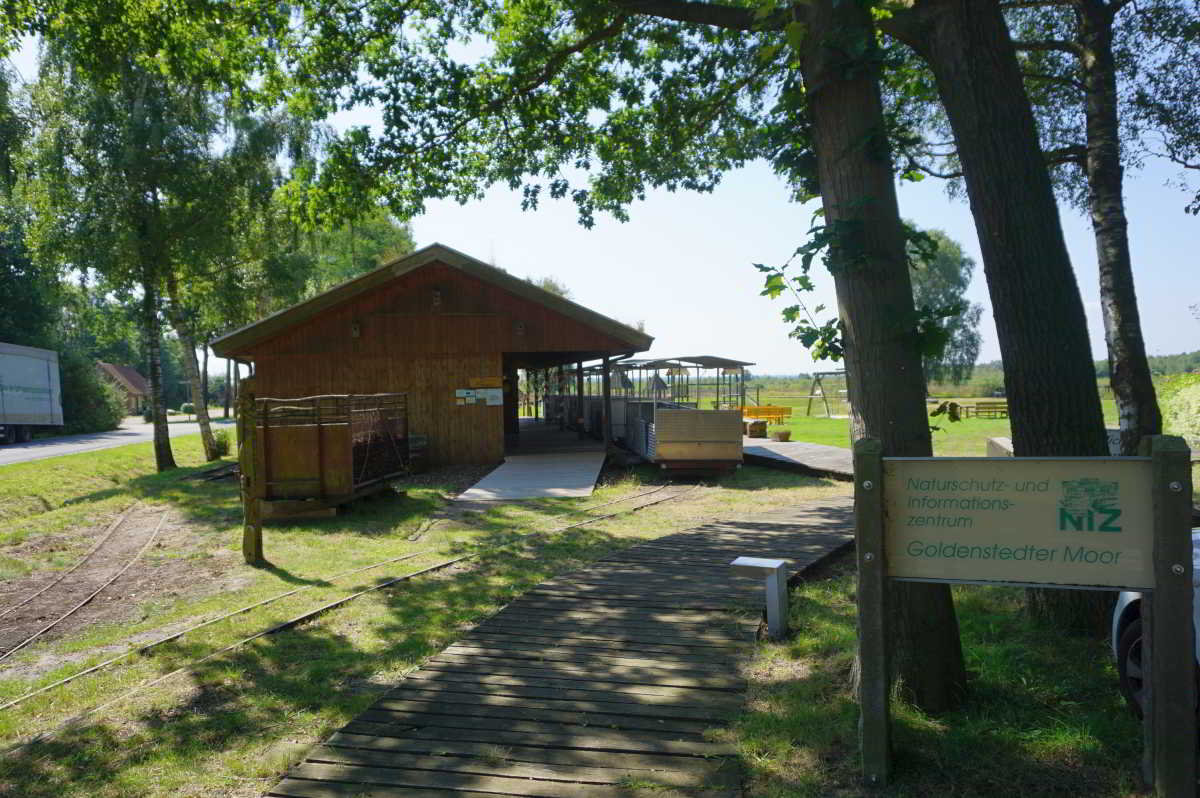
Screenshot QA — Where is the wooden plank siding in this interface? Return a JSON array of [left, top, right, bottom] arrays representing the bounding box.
[[239, 262, 635, 466]]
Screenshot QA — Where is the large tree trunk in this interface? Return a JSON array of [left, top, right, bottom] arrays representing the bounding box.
[[141, 273, 177, 472], [801, 0, 966, 713], [1078, 1, 1161, 456], [891, 0, 1110, 632], [165, 277, 219, 460]]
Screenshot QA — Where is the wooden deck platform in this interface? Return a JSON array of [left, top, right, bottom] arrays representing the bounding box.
[[267, 496, 855, 797], [741, 439, 854, 480], [456, 451, 608, 501], [507, 417, 606, 455]]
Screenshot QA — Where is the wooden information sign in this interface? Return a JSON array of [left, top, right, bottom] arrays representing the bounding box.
[[883, 457, 1155, 589], [854, 436, 1195, 796]]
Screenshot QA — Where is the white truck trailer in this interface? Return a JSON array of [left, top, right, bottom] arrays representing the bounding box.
[[0, 342, 63, 444]]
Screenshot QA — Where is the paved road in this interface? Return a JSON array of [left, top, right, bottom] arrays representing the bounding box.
[[0, 418, 236, 467]]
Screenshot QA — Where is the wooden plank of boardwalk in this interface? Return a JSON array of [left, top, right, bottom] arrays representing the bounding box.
[[267, 495, 854, 798], [741, 438, 854, 480]]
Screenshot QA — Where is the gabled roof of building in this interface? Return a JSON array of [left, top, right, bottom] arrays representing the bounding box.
[[97, 362, 149, 396], [211, 243, 653, 357]]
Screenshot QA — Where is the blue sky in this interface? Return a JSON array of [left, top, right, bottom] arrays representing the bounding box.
[[409, 156, 1199, 374]]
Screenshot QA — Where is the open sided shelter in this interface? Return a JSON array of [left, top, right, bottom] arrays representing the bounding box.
[[544, 355, 753, 474], [212, 244, 653, 466]]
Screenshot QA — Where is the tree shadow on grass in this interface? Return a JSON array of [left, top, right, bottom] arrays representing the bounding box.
[[58, 464, 466, 541], [724, 557, 1145, 797], [251, 560, 334, 587], [0, 523, 669, 798], [0, 463, 857, 796]]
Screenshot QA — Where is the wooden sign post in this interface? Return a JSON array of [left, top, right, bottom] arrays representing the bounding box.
[[236, 388, 263, 565], [854, 435, 1194, 795]]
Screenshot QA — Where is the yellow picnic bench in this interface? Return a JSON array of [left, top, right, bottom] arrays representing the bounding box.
[[740, 405, 793, 424], [967, 400, 1009, 419]]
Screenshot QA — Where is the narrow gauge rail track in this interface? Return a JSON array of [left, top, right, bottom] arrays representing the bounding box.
[[0, 504, 167, 664], [546, 483, 700, 532], [0, 480, 705, 745], [407, 482, 690, 542], [0, 503, 140, 622]]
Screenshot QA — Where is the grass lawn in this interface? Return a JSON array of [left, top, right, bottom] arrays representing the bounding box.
[[773, 415, 1014, 457], [723, 554, 1143, 797], [0, 433, 850, 798], [764, 397, 1122, 458], [0, 435, 233, 574]]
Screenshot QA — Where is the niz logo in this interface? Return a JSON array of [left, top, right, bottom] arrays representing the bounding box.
[[1058, 478, 1122, 532]]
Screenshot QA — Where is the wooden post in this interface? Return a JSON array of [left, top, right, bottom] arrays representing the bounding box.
[[538, 369, 545, 420], [236, 389, 263, 565], [503, 363, 520, 436], [1143, 435, 1195, 795], [223, 358, 231, 419], [557, 365, 566, 430], [576, 361, 585, 440], [601, 357, 612, 447], [314, 396, 324, 499], [853, 437, 890, 786]]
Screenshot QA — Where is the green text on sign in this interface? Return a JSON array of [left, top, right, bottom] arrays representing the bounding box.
[[883, 458, 1154, 589]]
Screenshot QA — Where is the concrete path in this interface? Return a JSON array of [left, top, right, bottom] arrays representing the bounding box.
[[742, 438, 853, 480], [456, 451, 608, 501], [0, 418, 235, 467], [267, 495, 855, 798]]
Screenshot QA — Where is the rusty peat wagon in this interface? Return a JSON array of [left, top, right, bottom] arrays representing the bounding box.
[[248, 393, 410, 518]]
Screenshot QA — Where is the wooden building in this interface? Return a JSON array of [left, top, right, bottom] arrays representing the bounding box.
[[211, 244, 653, 466], [96, 361, 149, 414]]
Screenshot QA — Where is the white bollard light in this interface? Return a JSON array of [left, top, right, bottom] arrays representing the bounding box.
[[730, 556, 790, 639]]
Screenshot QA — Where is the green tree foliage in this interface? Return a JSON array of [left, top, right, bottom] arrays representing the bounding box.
[[0, 69, 125, 435], [1096, 349, 1200, 377], [1002, 1, 1200, 214], [0, 70, 55, 347], [1159, 373, 1200, 439], [0, 209, 58, 347], [1, 0, 282, 103], [281, 1, 790, 224], [304, 209, 415, 294], [909, 228, 982, 385], [59, 353, 126, 433], [19, 44, 293, 467]]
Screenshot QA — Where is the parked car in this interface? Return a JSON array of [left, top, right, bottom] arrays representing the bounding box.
[[1111, 529, 1200, 716]]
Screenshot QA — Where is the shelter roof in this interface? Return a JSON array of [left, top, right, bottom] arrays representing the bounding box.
[[211, 243, 653, 357], [97, 362, 149, 396], [618, 355, 754, 370], [674, 355, 755, 368]]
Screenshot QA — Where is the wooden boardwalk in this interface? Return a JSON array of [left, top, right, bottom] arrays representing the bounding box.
[[741, 439, 854, 480], [268, 496, 854, 798]]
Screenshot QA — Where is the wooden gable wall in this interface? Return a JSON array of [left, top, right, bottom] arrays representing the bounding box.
[[240, 260, 631, 465]]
